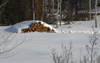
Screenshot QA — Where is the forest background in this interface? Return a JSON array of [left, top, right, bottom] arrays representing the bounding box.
[[0, 0, 100, 25]]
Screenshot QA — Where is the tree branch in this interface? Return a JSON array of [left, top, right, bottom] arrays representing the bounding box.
[[0, 0, 9, 9]]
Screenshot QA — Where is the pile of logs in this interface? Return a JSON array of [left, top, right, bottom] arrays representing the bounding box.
[[21, 22, 55, 33]]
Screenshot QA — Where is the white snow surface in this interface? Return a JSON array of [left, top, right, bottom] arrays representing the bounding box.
[[0, 16, 100, 63], [91, 7, 100, 13]]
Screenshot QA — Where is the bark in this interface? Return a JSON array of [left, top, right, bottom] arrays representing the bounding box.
[[60, 0, 62, 26], [41, 0, 44, 21], [32, 0, 35, 20], [53, 0, 55, 27], [95, 0, 97, 27], [89, 0, 91, 21], [56, 0, 60, 28]]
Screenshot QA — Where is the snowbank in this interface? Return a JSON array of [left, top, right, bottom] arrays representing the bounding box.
[[5, 20, 58, 33]]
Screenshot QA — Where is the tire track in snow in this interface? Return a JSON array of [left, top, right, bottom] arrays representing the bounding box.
[[57, 31, 100, 34]]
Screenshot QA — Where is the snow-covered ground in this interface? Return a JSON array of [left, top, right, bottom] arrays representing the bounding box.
[[0, 15, 100, 63], [5, 20, 58, 33], [4, 15, 100, 34], [55, 15, 100, 34], [91, 7, 100, 13]]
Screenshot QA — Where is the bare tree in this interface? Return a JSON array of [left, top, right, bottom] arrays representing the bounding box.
[[32, 0, 35, 20], [0, 0, 9, 17], [50, 28, 100, 63], [41, 0, 44, 21], [0, 32, 26, 58], [60, 0, 62, 26], [53, 0, 55, 27], [51, 42, 75, 63], [89, 0, 91, 21], [97, 55, 100, 63], [85, 30, 100, 63], [56, 0, 60, 28], [95, 0, 97, 28]]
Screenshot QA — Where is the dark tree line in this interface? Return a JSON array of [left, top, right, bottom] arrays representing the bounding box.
[[63, 0, 95, 23], [0, 0, 98, 25], [0, 0, 31, 25]]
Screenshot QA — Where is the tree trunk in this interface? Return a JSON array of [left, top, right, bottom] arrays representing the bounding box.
[[75, 0, 78, 14], [53, 0, 55, 27], [56, 0, 60, 28], [32, 0, 35, 20], [95, 0, 97, 28], [41, 0, 44, 21], [60, 0, 62, 26], [89, 0, 91, 21]]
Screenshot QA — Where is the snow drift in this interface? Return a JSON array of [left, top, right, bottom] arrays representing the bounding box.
[[5, 20, 58, 33]]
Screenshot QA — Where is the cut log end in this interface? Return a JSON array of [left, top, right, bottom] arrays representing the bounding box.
[[21, 22, 55, 33]]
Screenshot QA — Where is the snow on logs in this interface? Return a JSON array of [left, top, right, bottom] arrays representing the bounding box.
[[21, 22, 55, 33]]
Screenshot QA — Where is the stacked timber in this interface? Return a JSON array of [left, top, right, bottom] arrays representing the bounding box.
[[21, 22, 55, 33]]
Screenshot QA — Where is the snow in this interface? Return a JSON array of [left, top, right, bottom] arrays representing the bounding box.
[[0, 15, 100, 63], [0, 33, 90, 63], [91, 7, 100, 13], [5, 20, 58, 33], [5, 18, 100, 34], [0, 32, 99, 63], [55, 15, 100, 34]]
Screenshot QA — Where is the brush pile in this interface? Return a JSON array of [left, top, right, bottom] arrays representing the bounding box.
[[21, 22, 55, 33]]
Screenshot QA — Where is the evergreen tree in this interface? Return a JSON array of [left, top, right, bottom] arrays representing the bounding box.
[[46, 0, 54, 24], [18, 0, 30, 21], [63, 0, 95, 22], [0, 0, 31, 25], [35, 0, 42, 20], [0, 0, 9, 18], [42, 0, 48, 23], [35, 0, 48, 23]]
